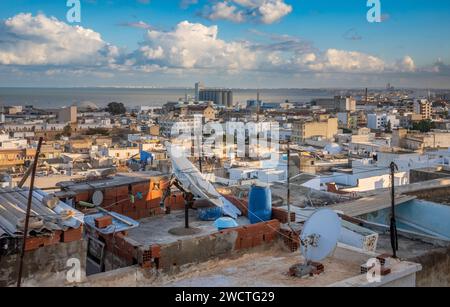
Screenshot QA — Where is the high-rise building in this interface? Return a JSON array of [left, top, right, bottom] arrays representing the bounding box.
[[195, 82, 203, 101], [58, 106, 78, 124], [199, 88, 233, 107], [414, 99, 432, 120]]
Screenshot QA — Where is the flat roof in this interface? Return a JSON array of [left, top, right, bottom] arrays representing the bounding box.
[[127, 210, 250, 247], [56, 171, 166, 193], [154, 245, 415, 287]]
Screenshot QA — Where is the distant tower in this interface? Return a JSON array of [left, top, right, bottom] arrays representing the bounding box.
[[257, 89, 261, 122], [195, 82, 203, 101]]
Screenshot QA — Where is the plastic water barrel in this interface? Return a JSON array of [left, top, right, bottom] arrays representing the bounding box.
[[248, 184, 272, 224], [198, 207, 223, 221]]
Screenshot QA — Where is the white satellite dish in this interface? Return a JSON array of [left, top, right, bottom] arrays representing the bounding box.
[[92, 190, 104, 207], [300, 209, 341, 263]]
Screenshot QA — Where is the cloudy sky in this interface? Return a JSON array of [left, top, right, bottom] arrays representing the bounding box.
[[0, 0, 450, 88]]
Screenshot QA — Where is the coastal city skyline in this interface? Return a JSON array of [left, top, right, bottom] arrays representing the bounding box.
[[0, 0, 450, 88], [1, 0, 450, 291]]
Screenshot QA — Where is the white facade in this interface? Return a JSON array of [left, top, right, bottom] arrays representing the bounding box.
[[1, 122, 66, 132], [306, 168, 409, 193], [367, 113, 399, 130], [78, 118, 112, 130], [0, 134, 27, 149]]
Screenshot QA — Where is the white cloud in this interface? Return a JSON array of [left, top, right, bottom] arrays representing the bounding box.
[[136, 21, 256, 70], [308, 49, 386, 73], [0, 13, 431, 84], [255, 0, 293, 24], [0, 13, 117, 66], [140, 45, 165, 60], [203, 0, 292, 24], [206, 2, 245, 23], [395, 55, 416, 72], [133, 21, 407, 76]]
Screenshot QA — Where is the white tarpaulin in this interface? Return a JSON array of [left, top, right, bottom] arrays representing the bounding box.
[[166, 142, 241, 219]]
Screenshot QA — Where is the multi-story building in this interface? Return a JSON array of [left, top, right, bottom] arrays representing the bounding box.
[[0, 134, 27, 150], [0, 149, 27, 169], [367, 113, 400, 130], [291, 117, 338, 143], [414, 99, 433, 120], [186, 105, 217, 121], [312, 96, 356, 112], [158, 115, 196, 137], [356, 111, 368, 128], [195, 82, 204, 101], [57, 106, 78, 124], [337, 112, 358, 130], [392, 128, 450, 150]]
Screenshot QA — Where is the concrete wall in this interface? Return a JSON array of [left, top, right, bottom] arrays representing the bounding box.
[[410, 169, 450, 184], [158, 231, 238, 274], [0, 240, 87, 287], [407, 186, 450, 205], [409, 245, 450, 287]]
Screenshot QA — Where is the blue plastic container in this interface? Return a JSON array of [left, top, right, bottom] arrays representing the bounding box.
[[214, 217, 239, 231], [198, 206, 223, 221], [248, 184, 272, 224]]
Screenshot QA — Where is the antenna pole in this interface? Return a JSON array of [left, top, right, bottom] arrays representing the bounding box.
[[390, 162, 399, 259], [257, 89, 260, 122], [287, 142, 291, 226], [197, 134, 203, 173], [17, 137, 43, 287]]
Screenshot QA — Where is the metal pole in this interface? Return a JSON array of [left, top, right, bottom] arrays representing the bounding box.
[[17, 163, 34, 188], [390, 162, 399, 259], [287, 142, 291, 226], [17, 137, 43, 287], [184, 193, 193, 229], [197, 134, 203, 173], [185, 200, 189, 229]]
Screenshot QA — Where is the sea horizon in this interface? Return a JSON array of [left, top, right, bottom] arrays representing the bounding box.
[[0, 87, 349, 108]]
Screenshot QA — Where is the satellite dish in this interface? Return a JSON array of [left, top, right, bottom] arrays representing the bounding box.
[[300, 209, 341, 263], [92, 190, 104, 207]]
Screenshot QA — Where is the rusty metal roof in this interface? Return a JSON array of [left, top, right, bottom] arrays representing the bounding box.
[[0, 188, 84, 238]]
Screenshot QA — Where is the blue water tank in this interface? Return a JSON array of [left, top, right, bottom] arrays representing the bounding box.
[[248, 184, 272, 224]]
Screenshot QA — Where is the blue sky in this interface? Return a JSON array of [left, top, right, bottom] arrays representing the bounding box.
[[0, 0, 449, 88]]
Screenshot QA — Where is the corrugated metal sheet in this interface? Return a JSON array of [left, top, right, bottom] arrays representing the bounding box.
[[0, 187, 84, 238]]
